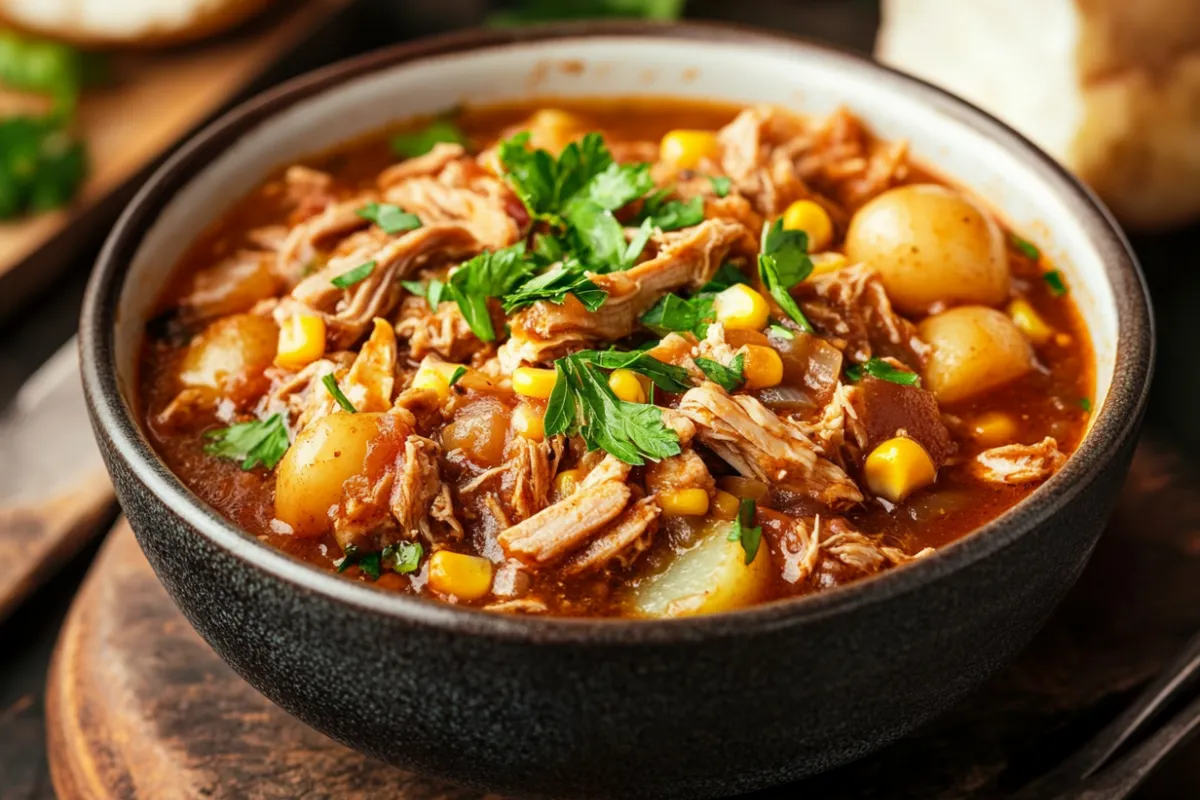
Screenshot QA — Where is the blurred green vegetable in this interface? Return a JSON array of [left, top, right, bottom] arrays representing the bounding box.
[[490, 0, 686, 25], [0, 29, 102, 219]]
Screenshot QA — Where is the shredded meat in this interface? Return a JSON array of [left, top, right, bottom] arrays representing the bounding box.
[[646, 448, 714, 496], [799, 382, 869, 467], [280, 224, 481, 348], [497, 479, 632, 566], [792, 108, 910, 210], [970, 437, 1067, 484], [562, 496, 661, 576], [717, 105, 809, 217], [377, 142, 466, 187], [678, 382, 862, 509], [275, 199, 371, 282], [774, 514, 932, 587], [502, 219, 751, 366], [800, 263, 926, 363], [503, 436, 565, 524], [393, 294, 485, 363]]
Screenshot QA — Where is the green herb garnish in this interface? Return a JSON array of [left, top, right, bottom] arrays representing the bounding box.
[[390, 118, 466, 158], [383, 541, 424, 574], [489, 0, 686, 24], [572, 349, 692, 393], [356, 202, 421, 234], [501, 263, 607, 313], [336, 545, 382, 580], [768, 324, 795, 340], [331, 260, 376, 289], [1043, 270, 1068, 297], [1011, 233, 1040, 261], [845, 357, 921, 387], [639, 188, 704, 231], [447, 244, 535, 341], [545, 355, 682, 465], [448, 366, 467, 387], [695, 354, 745, 392], [709, 175, 731, 197], [700, 263, 750, 294], [203, 414, 290, 471], [727, 498, 762, 564], [1080, 397, 1093, 413], [322, 374, 357, 413], [757, 218, 814, 332], [401, 278, 447, 310], [640, 291, 713, 338]]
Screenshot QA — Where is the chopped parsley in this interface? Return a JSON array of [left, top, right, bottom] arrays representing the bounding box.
[[1010, 233, 1040, 261], [356, 202, 421, 234], [203, 414, 290, 471], [695, 354, 745, 392], [330, 260, 376, 289], [447, 244, 535, 341], [400, 278, 448, 310], [700, 263, 750, 294], [727, 498, 762, 564], [1043, 270, 1068, 297], [640, 291, 713, 338], [322, 374, 357, 413], [383, 541, 424, 574], [768, 323, 795, 340], [638, 188, 704, 231], [572, 349, 692, 393], [501, 263, 607, 313], [757, 219, 814, 332], [709, 175, 732, 197], [545, 354, 682, 465], [1080, 397, 1093, 413], [390, 118, 466, 158], [845, 358, 921, 387], [336, 545, 382, 580], [447, 366, 467, 387]]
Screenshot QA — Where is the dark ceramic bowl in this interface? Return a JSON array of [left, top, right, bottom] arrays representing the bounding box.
[[80, 22, 1153, 800]]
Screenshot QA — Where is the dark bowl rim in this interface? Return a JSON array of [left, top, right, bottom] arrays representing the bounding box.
[[80, 19, 1154, 644]]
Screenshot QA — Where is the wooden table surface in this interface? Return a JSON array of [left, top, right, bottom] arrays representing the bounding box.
[[2, 1, 1199, 798]]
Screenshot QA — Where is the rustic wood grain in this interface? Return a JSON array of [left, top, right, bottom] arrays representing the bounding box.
[[45, 439, 1200, 799], [0, 0, 352, 320]]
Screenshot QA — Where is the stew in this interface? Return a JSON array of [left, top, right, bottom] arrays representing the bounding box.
[[140, 98, 1093, 617]]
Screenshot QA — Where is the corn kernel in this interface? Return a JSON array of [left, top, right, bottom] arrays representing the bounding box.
[[659, 488, 711, 516], [970, 412, 1018, 447], [809, 251, 848, 276], [412, 365, 451, 402], [741, 345, 784, 389], [512, 403, 545, 441], [608, 368, 647, 403], [717, 476, 769, 501], [711, 490, 741, 521], [275, 314, 326, 370], [864, 437, 936, 503], [660, 129, 720, 170], [713, 283, 770, 331], [428, 550, 493, 601], [1008, 299, 1054, 345], [512, 366, 558, 399], [555, 468, 584, 498], [782, 200, 834, 251]]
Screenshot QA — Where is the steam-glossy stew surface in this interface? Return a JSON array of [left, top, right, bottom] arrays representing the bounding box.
[[140, 99, 1092, 617]]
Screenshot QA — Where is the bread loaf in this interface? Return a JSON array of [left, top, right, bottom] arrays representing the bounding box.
[[0, 0, 276, 48], [877, 0, 1200, 230]]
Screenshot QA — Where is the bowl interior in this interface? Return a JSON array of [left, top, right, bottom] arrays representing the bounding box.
[[98, 28, 1146, 630]]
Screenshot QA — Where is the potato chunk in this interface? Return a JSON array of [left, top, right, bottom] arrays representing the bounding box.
[[275, 412, 385, 537], [918, 306, 1034, 403], [845, 184, 1009, 314], [177, 313, 278, 405], [628, 523, 773, 617]]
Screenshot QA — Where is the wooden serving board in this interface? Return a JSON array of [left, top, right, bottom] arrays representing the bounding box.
[[0, 0, 352, 319], [43, 437, 1200, 799]]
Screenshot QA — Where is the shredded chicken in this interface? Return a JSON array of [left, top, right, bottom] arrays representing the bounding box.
[[377, 142, 467, 187], [717, 105, 809, 217], [777, 515, 932, 587], [502, 219, 751, 366], [800, 263, 927, 363], [383, 156, 525, 249], [970, 437, 1067, 485], [562, 496, 661, 576], [798, 382, 869, 467], [678, 382, 863, 509], [498, 478, 633, 566], [393, 294, 485, 363], [503, 436, 565, 524]]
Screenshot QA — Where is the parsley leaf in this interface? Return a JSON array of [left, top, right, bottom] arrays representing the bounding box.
[[204, 414, 290, 471], [336, 545, 382, 580], [356, 202, 421, 234], [1043, 270, 1068, 297], [698, 263, 749, 294], [383, 541, 424, 574], [448, 366, 467, 387], [1080, 397, 1093, 413], [401, 278, 447, 310], [758, 218, 814, 332], [322, 374, 357, 413], [846, 357, 921, 387], [639, 291, 712, 338], [695, 354, 745, 392], [638, 188, 704, 231], [726, 498, 762, 564], [0, 116, 86, 218], [709, 175, 731, 197], [768, 323, 795, 340], [1010, 233, 1040, 261], [545, 355, 682, 465], [390, 118, 465, 158], [572, 349, 692, 393], [501, 263, 607, 313], [447, 244, 535, 342], [331, 260, 376, 289]]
